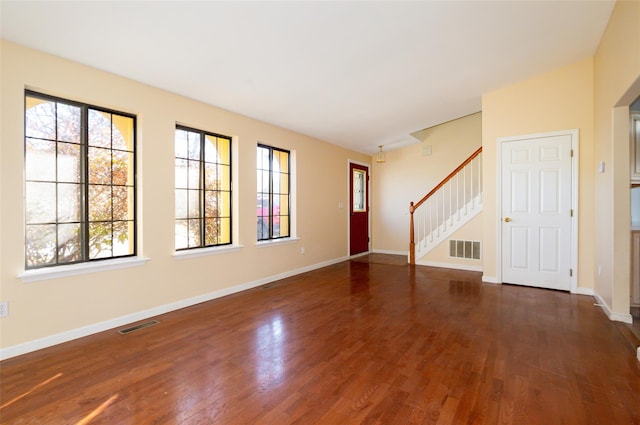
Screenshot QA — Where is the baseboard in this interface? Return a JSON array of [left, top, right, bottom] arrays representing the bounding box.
[[371, 249, 408, 256], [572, 287, 594, 296], [482, 275, 500, 284], [0, 255, 349, 361], [593, 291, 633, 324], [415, 260, 482, 272]]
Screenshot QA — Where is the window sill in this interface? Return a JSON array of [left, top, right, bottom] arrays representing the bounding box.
[[256, 237, 300, 248], [18, 256, 151, 283], [173, 244, 243, 260]]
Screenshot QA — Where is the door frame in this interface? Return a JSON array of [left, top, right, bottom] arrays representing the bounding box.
[[496, 129, 580, 293], [348, 159, 371, 257]]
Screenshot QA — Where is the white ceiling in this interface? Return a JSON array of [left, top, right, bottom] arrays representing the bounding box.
[[0, 1, 614, 154]]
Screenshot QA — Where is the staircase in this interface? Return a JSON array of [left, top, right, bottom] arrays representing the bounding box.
[[409, 147, 482, 264]]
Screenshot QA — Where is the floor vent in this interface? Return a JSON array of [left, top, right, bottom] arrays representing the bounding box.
[[118, 320, 159, 335], [449, 240, 481, 260]]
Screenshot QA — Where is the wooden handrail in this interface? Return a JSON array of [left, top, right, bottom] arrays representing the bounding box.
[[412, 146, 482, 211], [409, 146, 482, 265]]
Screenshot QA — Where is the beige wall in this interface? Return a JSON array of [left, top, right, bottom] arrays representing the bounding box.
[[371, 113, 482, 257], [481, 58, 595, 290], [0, 41, 369, 353], [593, 0, 640, 316]]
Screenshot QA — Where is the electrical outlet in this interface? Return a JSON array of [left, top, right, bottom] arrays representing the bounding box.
[[0, 301, 8, 318]]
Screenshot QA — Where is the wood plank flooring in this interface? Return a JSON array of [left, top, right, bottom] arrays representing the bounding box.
[[1, 255, 639, 424]]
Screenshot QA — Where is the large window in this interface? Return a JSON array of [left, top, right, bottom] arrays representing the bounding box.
[[24, 91, 136, 269], [257, 144, 290, 241], [175, 126, 232, 250]]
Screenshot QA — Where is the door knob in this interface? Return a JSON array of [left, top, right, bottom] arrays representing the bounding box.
[[504, 217, 511, 222]]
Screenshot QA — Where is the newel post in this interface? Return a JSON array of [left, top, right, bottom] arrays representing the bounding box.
[[409, 201, 415, 265]]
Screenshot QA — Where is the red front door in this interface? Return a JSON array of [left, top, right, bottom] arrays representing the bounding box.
[[349, 163, 369, 255]]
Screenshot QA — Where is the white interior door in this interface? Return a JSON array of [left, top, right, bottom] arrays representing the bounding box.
[[501, 134, 573, 291]]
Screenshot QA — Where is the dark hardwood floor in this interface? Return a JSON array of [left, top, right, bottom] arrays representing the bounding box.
[[1, 255, 639, 424]]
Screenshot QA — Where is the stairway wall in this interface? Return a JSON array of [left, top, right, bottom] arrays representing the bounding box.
[[371, 113, 482, 254]]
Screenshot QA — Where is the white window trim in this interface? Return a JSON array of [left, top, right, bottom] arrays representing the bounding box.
[[256, 237, 300, 248], [173, 244, 243, 260], [18, 256, 150, 283]]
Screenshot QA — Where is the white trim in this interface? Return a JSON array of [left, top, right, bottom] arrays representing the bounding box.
[[173, 245, 243, 260], [637, 347, 640, 363], [415, 260, 482, 272], [572, 287, 594, 296], [256, 237, 300, 248], [349, 251, 370, 259], [372, 249, 407, 256], [17, 256, 150, 283], [594, 291, 633, 324], [482, 275, 500, 284], [495, 129, 579, 291], [0, 254, 349, 361]]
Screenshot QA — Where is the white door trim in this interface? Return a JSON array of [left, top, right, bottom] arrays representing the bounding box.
[[496, 129, 579, 293]]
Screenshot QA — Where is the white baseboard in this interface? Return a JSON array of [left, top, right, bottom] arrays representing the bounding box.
[[415, 260, 482, 272], [482, 275, 500, 284], [371, 249, 408, 256], [572, 287, 594, 296], [0, 255, 349, 361], [593, 291, 633, 324]]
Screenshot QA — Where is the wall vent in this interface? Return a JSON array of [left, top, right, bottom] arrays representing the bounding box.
[[449, 240, 481, 260], [118, 320, 159, 335]]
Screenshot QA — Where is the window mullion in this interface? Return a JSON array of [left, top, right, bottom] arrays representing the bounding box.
[[81, 106, 90, 262], [269, 149, 274, 239], [200, 133, 206, 247]]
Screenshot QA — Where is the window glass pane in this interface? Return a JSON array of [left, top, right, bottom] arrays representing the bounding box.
[[261, 171, 270, 192], [204, 218, 219, 245], [280, 195, 289, 216], [219, 218, 231, 244], [279, 151, 289, 173], [187, 160, 200, 189], [89, 222, 113, 259], [353, 169, 366, 212], [112, 115, 134, 151], [188, 132, 201, 160], [89, 185, 112, 221], [25, 97, 56, 140], [280, 177, 289, 194], [258, 146, 269, 170], [112, 150, 133, 186], [257, 216, 268, 240], [26, 224, 57, 267], [57, 103, 81, 144], [58, 183, 81, 222], [112, 186, 133, 221], [58, 223, 81, 263], [175, 159, 188, 189], [204, 163, 218, 190], [89, 147, 112, 184], [279, 216, 290, 237], [188, 189, 200, 218], [88, 110, 112, 148], [113, 221, 134, 256], [204, 135, 217, 163], [175, 189, 188, 219], [218, 137, 231, 165], [175, 129, 189, 159], [26, 182, 56, 224], [204, 191, 218, 218], [188, 219, 201, 247], [25, 138, 56, 181], [175, 220, 189, 250], [219, 164, 230, 190], [58, 142, 81, 183], [220, 191, 231, 217]]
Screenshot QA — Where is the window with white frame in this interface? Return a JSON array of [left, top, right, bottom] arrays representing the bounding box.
[[175, 126, 232, 250], [24, 91, 136, 269]]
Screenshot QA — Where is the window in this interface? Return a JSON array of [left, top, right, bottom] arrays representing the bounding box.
[[24, 91, 136, 269], [257, 144, 290, 241], [175, 126, 232, 250]]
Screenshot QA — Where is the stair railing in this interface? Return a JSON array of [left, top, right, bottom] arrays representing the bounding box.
[[409, 147, 482, 264]]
